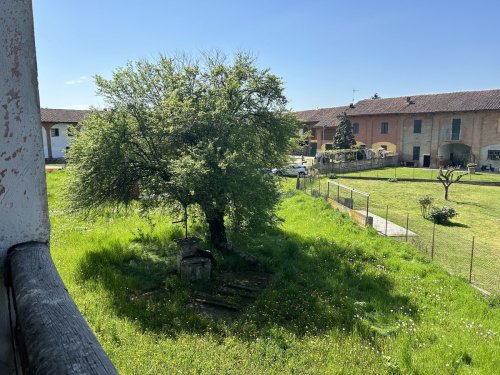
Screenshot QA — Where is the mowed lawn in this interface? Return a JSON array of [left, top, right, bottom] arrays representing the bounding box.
[[330, 174, 500, 293], [47, 171, 499, 374], [340, 166, 500, 182]]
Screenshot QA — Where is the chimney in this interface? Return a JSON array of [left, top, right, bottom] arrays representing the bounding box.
[[406, 96, 414, 104], [349, 103, 355, 108]]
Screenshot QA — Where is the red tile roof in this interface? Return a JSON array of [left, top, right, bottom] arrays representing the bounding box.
[[295, 106, 349, 128], [348, 89, 500, 116], [40, 108, 91, 123]]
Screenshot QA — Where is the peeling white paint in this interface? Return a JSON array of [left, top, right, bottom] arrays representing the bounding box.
[[0, 1, 50, 372]]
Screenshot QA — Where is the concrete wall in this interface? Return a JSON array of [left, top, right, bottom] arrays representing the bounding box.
[[0, 1, 50, 372], [49, 123, 71, 158], [42, 122, 74, 160]]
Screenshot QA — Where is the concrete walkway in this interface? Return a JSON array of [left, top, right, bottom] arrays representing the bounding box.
[[357, 211, 417, 237]]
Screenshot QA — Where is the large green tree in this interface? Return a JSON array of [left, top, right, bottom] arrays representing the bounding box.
[[332, 112, 356, 150], [66, 53, 299, 250]]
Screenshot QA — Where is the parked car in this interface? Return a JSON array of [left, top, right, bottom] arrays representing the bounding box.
[[272, 164, 308, 177]]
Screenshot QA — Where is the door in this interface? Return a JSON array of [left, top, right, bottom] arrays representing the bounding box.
[[310, 142, 317, 156], [423, 155, 430, 168]]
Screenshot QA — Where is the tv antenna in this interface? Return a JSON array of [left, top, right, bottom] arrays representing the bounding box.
[[352, 88, 359, 103]]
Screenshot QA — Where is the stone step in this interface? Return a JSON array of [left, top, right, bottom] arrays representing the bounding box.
[[192, 292, 242, 311]]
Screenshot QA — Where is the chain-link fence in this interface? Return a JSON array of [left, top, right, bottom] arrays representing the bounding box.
[[296, 172, 499, 295], [297, 172, 370, 227]]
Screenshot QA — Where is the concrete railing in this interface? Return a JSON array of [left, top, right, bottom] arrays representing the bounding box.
[[5, 242, 118, 374], [315, 155, 399, 174]]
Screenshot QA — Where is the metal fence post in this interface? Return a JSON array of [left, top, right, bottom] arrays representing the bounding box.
[[366, 195, 369, 224], [431, 222, 436, 260], [385, 205, 388, 236], [405, 213, 409, 242], [337, 183, 340, 202], [327, 180, 330, 199], [469, 236, 475, 283]]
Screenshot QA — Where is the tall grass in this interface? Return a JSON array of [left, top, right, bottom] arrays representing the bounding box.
[[47, 171, 499, 374]]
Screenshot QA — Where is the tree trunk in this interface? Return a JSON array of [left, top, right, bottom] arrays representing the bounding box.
[[206, 208, 228, 250], [444, 185, 449, 200]]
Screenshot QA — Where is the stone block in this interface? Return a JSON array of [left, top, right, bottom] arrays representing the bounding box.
[[179, 257, 211, 281]]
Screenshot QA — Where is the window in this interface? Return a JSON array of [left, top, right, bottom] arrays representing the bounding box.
[[352, 123, 359, 134], [381, 122, 388, 134], [412, 146, 420, 161], [488, 150, 500, 160], [451, 119, 461, 140], [50, 128, 59, 137], [413, 119, 422, 133], [381, 145, 388, 150]]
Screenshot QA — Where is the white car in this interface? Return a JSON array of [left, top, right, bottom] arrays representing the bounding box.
[[272, 164, 308, 177]]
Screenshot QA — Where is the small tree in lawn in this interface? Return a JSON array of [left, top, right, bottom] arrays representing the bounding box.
[[65, 52, 300, 251], [436, 167, 467, 200], [332, 112, 356, 150]]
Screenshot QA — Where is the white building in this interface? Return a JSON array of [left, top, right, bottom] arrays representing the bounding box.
[[41, 108, 90, 160]]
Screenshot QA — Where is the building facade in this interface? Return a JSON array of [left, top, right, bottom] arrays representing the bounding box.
[[296, 89, 500, 169], [41, 108, 89, 160]]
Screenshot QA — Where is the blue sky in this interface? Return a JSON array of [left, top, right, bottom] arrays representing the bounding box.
[[33, 0, 500, 111]]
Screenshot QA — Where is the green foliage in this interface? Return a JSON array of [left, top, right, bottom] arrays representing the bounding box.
[[429, 206, 458, 224], [332, 112, 356, 150], [47, 172, 500, 374], [418, 196, 434, 218], [66, 52, 300, 247], [328, 173, 337, 179]]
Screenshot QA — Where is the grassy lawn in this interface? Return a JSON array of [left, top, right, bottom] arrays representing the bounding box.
[[340, 167, 500, 182], [47, 171, 499, 374], [325, 175, 500, 294]]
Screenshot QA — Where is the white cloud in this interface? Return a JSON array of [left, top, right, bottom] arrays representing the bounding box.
[[64, 76, 89, 85]]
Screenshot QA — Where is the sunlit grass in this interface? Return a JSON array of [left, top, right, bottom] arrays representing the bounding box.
[[341, 166, 500, 182], [324, 176, 500, 293], [47, 171, 499, 374]]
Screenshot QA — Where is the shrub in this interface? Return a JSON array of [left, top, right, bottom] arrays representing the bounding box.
[[429, 206, 458, 224], [328, 173, 337, 179], [418, 196, 434, 218]]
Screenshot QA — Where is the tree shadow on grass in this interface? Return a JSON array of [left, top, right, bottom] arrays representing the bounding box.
[[440, 221, 469, 228], [77, 227, 419, 341]]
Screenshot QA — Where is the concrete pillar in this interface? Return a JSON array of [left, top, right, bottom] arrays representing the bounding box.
[[0, 0, 50, 372]]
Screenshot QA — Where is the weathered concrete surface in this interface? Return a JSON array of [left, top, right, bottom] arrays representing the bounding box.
[[0, 1, 50, 372], [9, 243, 118, 374], [356, 211, 417, 237]]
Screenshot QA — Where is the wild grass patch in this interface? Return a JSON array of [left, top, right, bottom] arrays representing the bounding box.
[[47, 171, 499, 374]]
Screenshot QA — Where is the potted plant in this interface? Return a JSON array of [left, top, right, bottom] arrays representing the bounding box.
[[467, 163, 477, 174]]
